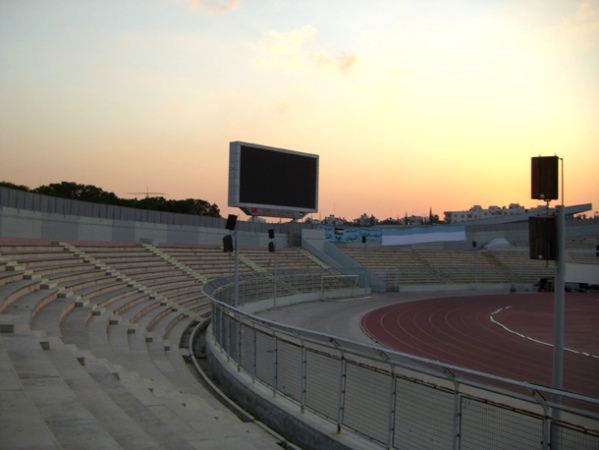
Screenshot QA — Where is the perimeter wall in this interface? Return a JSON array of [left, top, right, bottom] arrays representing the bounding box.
[[1, 187, 596, 250], [0, 187, 302, 247]]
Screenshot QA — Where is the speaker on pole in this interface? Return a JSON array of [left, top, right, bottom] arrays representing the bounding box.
[[225, 214, 238, 231], [222, 235, 234, 253], [531, 156, 559, 201], [529, 216, 557, 260]]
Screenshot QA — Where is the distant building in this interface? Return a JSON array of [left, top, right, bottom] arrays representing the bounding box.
[[322, 214, 347, 226], [444, 203, 549, 224], [353, 213, 378, 227]]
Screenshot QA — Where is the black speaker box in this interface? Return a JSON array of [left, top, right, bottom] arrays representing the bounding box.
[[225, 214, 237, 231], [268, 242, 275, 253], [223, 234, 234, 252], [529, 216, 557, 260], [268, 229, 275, 239], [531, 156, 559, 200]]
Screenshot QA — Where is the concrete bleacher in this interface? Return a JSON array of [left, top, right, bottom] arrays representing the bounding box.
[[0, 240, 289, 449], [157, 245, 245, 280], [341, 246, 559, 289], [1, 236, 590, 448]]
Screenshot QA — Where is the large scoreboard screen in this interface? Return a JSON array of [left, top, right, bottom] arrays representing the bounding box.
[[228, 141, 318, 219]]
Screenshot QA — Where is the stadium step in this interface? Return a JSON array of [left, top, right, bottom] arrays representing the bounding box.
[[2, 330, 123, 449], [0, 333, 59, 449], [297, 247, 331, 269], [143, 244, 209, 284]]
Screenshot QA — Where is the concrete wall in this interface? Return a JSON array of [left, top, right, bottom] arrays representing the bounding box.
[[0, 205, 293, 248], [0, 187, 308, 246], [565, 264, 599, 285], [0, 205, 229, 245]]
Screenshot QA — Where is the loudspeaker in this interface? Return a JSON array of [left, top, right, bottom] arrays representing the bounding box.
[[531, 156, 559, 200], [225, 214, 237, 231], [268, 242, 275, 253], [222, 234, 234, 252], [362, 236, 366, 244], [529, 216, 557, 260], [268, 229, 275, 239]]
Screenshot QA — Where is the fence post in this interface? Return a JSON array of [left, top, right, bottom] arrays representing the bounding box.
[[252, 328, 257, 382], [337, 356, 347, 434], [237, 320, 242, 372], [453, 391, 462, 450], [300, 345, 307, 414], [387, 371, 397, 449], [272, 338, 278, 397]]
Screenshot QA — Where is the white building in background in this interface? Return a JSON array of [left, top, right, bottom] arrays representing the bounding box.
[[444, 203, 549, 224]]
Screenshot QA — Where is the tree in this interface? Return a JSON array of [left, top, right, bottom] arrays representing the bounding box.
[[33, 182, 119, 204], [0, 181, 30, 191], [9, 181, 222, 217]]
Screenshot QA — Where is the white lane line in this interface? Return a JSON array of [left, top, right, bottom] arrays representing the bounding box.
[[490, 306, 599, 359]]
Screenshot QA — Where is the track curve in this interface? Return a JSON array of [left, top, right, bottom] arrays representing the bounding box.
[[361, 292, 599, 397]]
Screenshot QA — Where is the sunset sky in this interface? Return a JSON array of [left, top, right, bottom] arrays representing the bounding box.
[[1, 0, 598, 221]]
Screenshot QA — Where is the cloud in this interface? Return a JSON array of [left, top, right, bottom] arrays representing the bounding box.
[[261, 26, 317, 57], [253, 25, 360, 74], [312, 51, 361, 74], [555, 0, 599, 46], [186, 0, 241, 13]]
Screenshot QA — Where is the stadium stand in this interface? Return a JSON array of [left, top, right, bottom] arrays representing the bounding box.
[[0, 240, 293, 449], [0, 186, 597, 448]]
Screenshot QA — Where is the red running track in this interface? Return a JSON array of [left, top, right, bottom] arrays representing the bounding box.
[[361, 293, 599, 397]]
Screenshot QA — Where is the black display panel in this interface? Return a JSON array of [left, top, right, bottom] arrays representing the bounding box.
[[228, 141, 319, 219]]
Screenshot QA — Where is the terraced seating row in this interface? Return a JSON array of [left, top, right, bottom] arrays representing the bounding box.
[[0, 241, 284, 449], [240, 247, 328, 271], [342, 247, 441, 287], [414, 250, 512, 284], [489, 250, 556, 283], [341, 246, 557, 287], [155, 245, 247, 280]]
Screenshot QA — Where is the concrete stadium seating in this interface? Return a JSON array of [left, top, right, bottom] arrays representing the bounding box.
[[0, 241, 292, 449], [341, 246, 560, 287], [1, 237, 596, 448]]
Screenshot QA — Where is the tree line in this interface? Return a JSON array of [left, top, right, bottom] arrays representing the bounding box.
[[0, 181, 221, 218]]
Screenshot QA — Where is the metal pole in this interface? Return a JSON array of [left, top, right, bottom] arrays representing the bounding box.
[[552, 203, 565, 448], [386, 372, 397, 449], [300, 345, 307, 413], [551, 158, 565, 449], [273, 339, 278, 397], [273, 243, 278, 310], [337, 357, 347, 434], [553, 162, 566, 391], [234, 230, 239, 308], [364, 237, 369, 292]]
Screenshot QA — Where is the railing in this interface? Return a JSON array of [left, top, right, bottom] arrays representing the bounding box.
[[204, 273, 599, 450], [203, 271, 599, 449]]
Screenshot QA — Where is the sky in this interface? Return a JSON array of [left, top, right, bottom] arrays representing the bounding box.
[[1, 0, 598, 222]]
